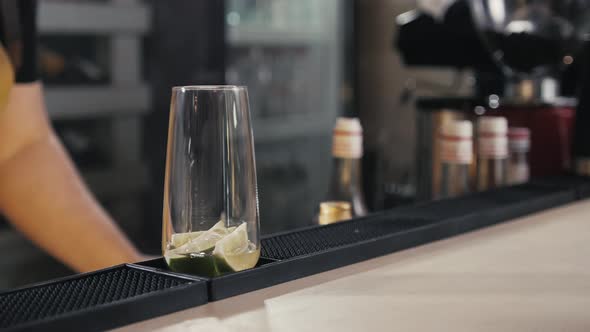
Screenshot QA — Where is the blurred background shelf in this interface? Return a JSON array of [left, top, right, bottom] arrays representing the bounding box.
[[253, 114, 333, 141], [38, 1, 150, 34], [44, 86, 150, 119], [227, 26, 325, 46]]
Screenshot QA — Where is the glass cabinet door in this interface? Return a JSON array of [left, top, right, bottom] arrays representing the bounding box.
[[224, 0, 350, 233]]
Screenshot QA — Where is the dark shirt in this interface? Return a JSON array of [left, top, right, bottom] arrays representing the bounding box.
[[0, 0, 38, 83]]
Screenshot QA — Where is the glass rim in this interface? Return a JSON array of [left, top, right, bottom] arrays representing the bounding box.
[[172, 85, 246, 92]]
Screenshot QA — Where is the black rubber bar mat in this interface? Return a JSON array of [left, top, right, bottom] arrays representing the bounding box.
[[138, 257, 285, 302], [4, 178, 582, 330], [137, 181, 577, 301], [529, 174, 590, 200], [0, 264, 208, 332], [138, 218, 437, 301], [385, 182, 576, 221]]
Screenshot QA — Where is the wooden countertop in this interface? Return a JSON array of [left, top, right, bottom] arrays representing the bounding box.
[[115, 200, 590, 332]]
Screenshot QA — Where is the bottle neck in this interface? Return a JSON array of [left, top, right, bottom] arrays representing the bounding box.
[[477, 157, 507, 190], [509, 151, 528, 164], [507, 151, 530, 185], [478, 154, 508, 161], [330, 157, 362, 192], [326, 156, 367, 216], [440, 163, 470, 199]]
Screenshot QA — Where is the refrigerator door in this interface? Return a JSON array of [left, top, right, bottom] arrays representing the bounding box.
[[225, 0, 351, 233]]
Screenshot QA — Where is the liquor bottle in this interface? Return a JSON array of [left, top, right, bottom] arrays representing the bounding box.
[[439, 120, 473, 198], [477, 116, 509, 191], [318, 117, 368, 224], [507, 127, 531, 185]]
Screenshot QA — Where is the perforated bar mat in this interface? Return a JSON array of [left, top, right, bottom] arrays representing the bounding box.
[[261, 216, 433, 260], [3, 180, 578, 322], [0, 264, 207, 332], [389, 183, 575, 221], [135, 183, 576, 302], [530, 174, 590, 200], [261, 183, 575, 261]]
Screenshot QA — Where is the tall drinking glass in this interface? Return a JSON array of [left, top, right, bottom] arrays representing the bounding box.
[[162, 86, 260, 277]]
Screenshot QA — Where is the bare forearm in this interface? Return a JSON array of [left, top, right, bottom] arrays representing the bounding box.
[[0, 129, 141, 272], [0, 82, 142, 272]]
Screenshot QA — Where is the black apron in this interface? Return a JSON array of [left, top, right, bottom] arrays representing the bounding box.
[[0, 0, 38, 83]]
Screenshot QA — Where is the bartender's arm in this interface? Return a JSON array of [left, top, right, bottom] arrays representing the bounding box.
[[0, 1, 143, 272]]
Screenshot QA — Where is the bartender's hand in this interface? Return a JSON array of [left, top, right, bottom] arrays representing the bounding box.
[[0, 82, 145, 272]]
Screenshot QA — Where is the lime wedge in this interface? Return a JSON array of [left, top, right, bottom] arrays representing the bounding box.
[[171, 220, 229, 255], [170, 231, 203, 248], [210, 220, 228, 232], [213, 223, 260, 272]]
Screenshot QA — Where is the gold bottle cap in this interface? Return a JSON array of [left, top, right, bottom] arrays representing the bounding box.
[[318, 201, 352, 225]]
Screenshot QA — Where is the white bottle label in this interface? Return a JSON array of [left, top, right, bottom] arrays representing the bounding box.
[[479, 134, 508, 159], [440, 138, 472, 164], [332, 130, 363, 159]]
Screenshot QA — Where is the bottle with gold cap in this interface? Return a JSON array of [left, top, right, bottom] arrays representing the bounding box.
[[318, 117, 368, 225]]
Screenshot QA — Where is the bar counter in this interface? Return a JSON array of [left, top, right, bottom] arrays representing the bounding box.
[[114, 199, 590, 332]]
